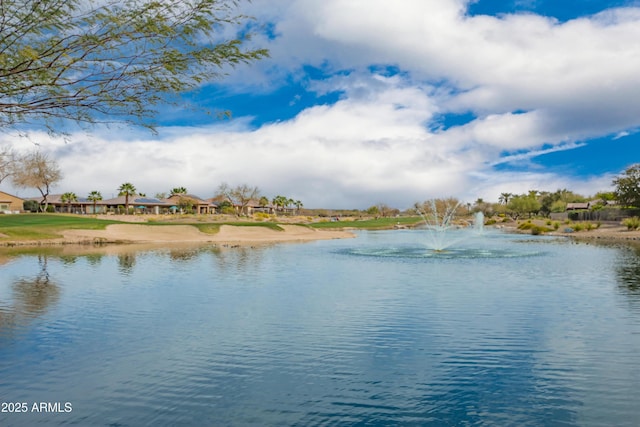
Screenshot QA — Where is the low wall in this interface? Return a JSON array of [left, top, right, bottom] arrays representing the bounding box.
[[550, 208, 640, 222]]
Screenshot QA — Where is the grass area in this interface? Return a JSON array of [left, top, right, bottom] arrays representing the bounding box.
[[0, 214, 426, 242], [0, 214, 287, 241], [0, 214, 123, 240], [309, 216, 423, 230]]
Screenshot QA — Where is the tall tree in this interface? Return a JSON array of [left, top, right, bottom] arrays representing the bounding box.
[[118, 182, 137, 215], [12, 151, 62, 212], [507, 194, 541, 219], [60, 192, 78, 213], [0, 0, 268, 132], [217, 182, 260, 215], [614, 164, 640, 208], [87, 190, 102, 214]]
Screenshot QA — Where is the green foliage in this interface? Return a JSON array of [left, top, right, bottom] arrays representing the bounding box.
[[219, 205, 236, 215], [310, 216, 423, 230], [622, 216, 640, 230], [613, 164, 640, 208], [550, 200, 567, 213], [366, 205, 380, 216], [0, 0, 268, 132], [170, 187, 187, 196], [517, 222, 552, 233], [507, 194, 540, 219], [253, 212, 273, 221], [0, 213, 121, 239], [23, 200, 39, 212]]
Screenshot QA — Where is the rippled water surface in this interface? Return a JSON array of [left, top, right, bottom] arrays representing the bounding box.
[[1, 230, 640, 426]]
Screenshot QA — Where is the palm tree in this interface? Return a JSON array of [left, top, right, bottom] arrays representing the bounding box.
[[118, 182, 136, 214], [294, 200, 303, 214], [60, 192, 78, 213], [272, 195, 288, 215], [87, 190, 102, 214], [499, 192, 513, 205], [170, 187, 187, 196]]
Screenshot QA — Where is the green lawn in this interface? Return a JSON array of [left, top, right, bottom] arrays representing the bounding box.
[[0, 214, 286, 241], [0, 214, 423, 242], [0, 214, 124, 240], [309, 216, 423, 229]]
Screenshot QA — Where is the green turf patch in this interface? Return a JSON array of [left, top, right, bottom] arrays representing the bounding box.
[[309, 216, 423, 230], [0, 214, 123, 240]]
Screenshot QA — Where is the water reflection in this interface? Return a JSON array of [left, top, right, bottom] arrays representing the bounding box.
[[614, 244, 640, 309], [117, 252, 137, 274], [12, 255, 60, 318], [0, 255, 60, 334]]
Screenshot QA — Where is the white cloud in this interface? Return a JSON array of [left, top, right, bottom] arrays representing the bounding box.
[[1, 1, 633, 208]]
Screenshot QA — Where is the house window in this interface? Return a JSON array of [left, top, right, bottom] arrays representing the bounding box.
[[0, 204, 9, 210]]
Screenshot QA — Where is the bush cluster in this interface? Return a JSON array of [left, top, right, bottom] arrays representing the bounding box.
[[623, 216, 640, 230]]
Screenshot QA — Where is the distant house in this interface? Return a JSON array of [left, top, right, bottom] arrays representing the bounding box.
[[101, 195, 170, 215], [566, 200, 618, 211], [23, 194, 104, 214], [566, 202, 589, 211], [0, 191, 24, 213], [163, 194, 217, 214]]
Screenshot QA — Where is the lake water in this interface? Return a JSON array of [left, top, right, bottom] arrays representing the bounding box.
[[1, 229, 640, 426]]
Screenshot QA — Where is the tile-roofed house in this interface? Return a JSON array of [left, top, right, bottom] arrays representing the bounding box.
[[101, 195, 170, 215], [23, 193, 99, 213], [163, 194, 217, 214], [566, 202, 589, 211]]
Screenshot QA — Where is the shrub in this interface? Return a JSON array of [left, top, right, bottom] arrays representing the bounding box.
[[23, 200, 40, 212], [253, 212, 272, 221], [220, 206, 236, 215], [623, 216, 640, 230], [573, 223, 584, 232], [518, 222, 552, 233], [553, 222, 560, 230]]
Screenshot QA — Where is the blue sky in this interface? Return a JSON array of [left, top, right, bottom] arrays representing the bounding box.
[[4, 0, 640, 209]]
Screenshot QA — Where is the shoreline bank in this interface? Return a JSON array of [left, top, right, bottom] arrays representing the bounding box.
[[0, 223, 356, 248]]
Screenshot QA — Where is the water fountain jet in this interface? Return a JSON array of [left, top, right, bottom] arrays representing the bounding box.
[[417, 199, 466, 251]]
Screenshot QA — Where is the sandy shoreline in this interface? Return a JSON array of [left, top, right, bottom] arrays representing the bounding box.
[[0, 223, 355, 247]]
